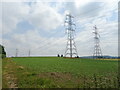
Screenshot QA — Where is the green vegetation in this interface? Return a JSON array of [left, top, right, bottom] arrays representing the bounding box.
[[0, 44, 5, 89], [2, 57, 119, 88], [12, 57, 118, 76], [0, 58, 2, 89], [0, 45, 6, 59]]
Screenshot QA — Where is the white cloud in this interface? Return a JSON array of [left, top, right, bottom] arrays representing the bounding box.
[[74, 17, 118, 56], [2, 2, 30, 34], [1, 1, 65, 56], [2, 2, 63, 33], [3, 28, 67, 56], [0, 3, 2, 44], [27, 2, 63, 31], [1, 1, 118, 57]]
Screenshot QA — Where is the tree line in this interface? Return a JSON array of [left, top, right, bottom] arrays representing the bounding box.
[[0, 44, 6, 58]]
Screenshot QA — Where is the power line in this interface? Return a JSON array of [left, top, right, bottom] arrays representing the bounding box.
[[75, 1, 117, 23], [13, 2, 117, 56], [31, 2, 117, 53], [31, 29, 65, 52]]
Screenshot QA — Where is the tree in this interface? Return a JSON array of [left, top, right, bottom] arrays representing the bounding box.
[[0, 45, 6, 58], [57, 54, 60, 57], [61, 54, 63, 57]]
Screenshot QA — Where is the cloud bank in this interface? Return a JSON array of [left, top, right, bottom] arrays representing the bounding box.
[[1, 0, 118, 57]]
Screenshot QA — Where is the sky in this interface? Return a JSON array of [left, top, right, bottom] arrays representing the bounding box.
[[0, 0, 119, 57]]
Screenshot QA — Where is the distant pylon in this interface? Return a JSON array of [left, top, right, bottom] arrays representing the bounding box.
[[93, 25, 102, 59], [15, 49, 18, 57], [64, 12, 78, 58]]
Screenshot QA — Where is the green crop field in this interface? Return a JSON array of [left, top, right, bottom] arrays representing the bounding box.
[[2, 57, 119, 88], [12, 57, 118, 76]]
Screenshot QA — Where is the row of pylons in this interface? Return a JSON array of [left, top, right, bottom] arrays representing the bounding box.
[[64, 12, 102, 59]]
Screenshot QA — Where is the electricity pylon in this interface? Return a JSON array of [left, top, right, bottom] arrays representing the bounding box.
[[15, 49, 18, 57], [64, 12, 78, 58], [93, 25, 102, 59]]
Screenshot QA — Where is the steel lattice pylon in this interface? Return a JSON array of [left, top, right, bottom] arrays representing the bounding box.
[[93, 25, 102, 59], [64, 13, 78, 58]]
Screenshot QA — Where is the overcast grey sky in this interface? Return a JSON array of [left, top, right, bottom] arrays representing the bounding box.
[[0, 0, 118, 57]]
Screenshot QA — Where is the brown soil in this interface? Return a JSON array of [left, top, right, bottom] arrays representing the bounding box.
[[3, 59, 18, 88]]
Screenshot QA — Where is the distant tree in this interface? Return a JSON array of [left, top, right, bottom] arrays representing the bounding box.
[[0, 45, 6, 58], [61, 54, 63, 57], [57, 54, 60, 57]]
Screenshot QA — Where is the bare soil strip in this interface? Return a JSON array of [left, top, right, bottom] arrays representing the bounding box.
[[3, 58, 18, 88]]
